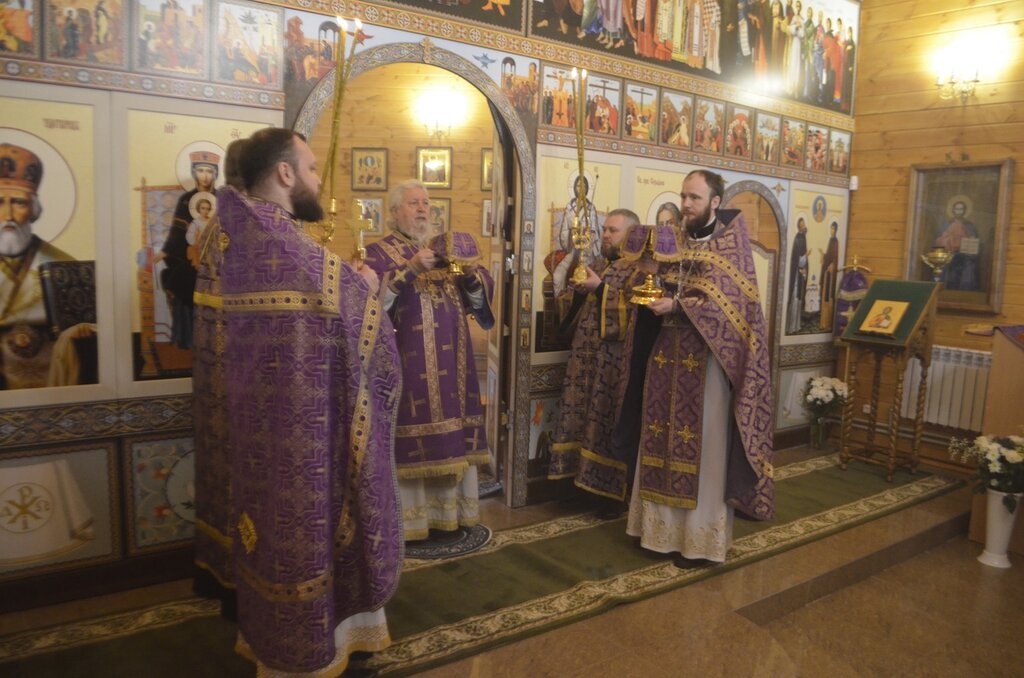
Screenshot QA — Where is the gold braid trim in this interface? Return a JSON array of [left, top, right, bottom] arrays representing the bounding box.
[[685, 277, 761, 354], [196, 518, 232, 548], [574, 481, 626, 502], [465, 451, 491, 466], [551, 441, 583, 453], [335, 250, 382, 554], [681, 249, 760, 302], [395, 416, 470, 438], [236, 559, 330, 603], [668, 460, 698, 473], [396, 458, 470, 480], [599, 279, 609, 339], [396, 419, 461, 438], [193, 290, 223, 309], [580, 446, 627, 471], [639, 489, 697, 509], [221, 290, 338, 314], [617, 289, 627, 338]]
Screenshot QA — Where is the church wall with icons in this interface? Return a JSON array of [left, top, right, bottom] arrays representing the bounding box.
[[783, 182, 849, 341], [123, 432, 196, 554], [0, 441, 120, 579], [0, 96, 103, 397], [124, 107, 269, 383], [526, 396, 559, 480]]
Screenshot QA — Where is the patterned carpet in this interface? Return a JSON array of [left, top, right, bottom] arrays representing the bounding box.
[[0, 455, 960, 677], [403, 524, 493, 560]]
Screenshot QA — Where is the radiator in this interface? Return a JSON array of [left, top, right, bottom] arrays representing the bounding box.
[[899, 345, 992, 431]]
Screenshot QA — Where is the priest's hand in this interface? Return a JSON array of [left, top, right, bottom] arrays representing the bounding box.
[[573, 267, 601, 294], [460, 266, 483, 294], [409, 248, 437, 274], [356, 262, 380, 292], [647, 296, 677, 316]]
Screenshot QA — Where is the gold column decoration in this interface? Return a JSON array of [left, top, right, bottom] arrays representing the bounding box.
[[313, 16, 363, 247], [569, 67, 592, 286]]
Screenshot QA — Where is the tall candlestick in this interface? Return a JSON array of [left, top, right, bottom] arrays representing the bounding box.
[[569, 66, 592, 285], [314, 15, 362, 247]]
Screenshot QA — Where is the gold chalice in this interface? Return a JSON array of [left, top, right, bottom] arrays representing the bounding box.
[[921, 246, 952, 282]]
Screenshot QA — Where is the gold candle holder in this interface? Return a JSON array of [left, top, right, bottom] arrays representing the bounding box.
[[569, 67, 592, 285], [314, 15, 362, 247], [629, 229, 665, 304], [629, 274, 663, 305]]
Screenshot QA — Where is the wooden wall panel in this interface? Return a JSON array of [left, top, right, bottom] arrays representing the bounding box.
[[309, 62, 498, 361], [842, 1, 1024, 451], [309, 62, 496, 260]]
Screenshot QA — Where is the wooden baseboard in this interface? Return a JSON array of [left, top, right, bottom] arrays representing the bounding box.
[[0, 548, 194, 614]]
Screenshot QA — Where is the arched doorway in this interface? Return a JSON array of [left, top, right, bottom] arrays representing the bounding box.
[[723, 180, 786, 419], [294, 40, 537, 507]]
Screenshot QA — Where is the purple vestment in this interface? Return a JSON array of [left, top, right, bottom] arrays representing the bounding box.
[[217, 188, 403, 674], [630, 212, 775, 521], [834, 268, 868, 338], [549, 250, 645, 501], [193, 196, 232, 591], [364, 231, 493, 481]]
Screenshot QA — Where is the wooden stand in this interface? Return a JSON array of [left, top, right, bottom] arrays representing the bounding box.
[[981, 325, 1024, 436], [839, 280, 940, 481]]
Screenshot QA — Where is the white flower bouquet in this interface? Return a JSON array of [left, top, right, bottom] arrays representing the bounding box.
[[950, 435, 1024, 513], [802, 376, 849, 421]]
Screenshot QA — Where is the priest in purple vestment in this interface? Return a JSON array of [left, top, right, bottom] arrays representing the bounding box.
[[363, 179, 495, 541], [548, 209, 645, 512], [624, 169, 774, 565], [216, 128, 403, 676], [193, 137, 247, 619]]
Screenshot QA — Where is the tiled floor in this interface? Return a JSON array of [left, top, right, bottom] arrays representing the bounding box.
[[2, 447, 1021, 677]]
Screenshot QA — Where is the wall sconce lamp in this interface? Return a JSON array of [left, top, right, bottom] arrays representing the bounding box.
[[414, 89, 468, 142], [936, 70, 979, 103]]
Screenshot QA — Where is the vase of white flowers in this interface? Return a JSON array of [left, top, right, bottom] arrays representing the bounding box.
[[802, 376, 849, 450], [950, 435, 1024, 568]]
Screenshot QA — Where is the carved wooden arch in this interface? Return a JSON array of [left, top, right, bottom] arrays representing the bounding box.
[[294, 39, 537, 507], [723, 179, 787, 419]]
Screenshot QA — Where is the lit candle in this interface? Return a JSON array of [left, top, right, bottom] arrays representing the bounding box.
[[337, 17, 347, 63], [579, 70, 587, 134]]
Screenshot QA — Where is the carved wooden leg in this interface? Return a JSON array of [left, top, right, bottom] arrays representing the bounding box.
[[912, 354, 929, 474], [888, 354, 907, 482], [866, 350, 883, 451]]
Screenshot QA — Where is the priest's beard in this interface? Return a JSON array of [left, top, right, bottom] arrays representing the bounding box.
[[0, 221, 32, 257], [291, 183, 324, 222], [682, 203, 714, 235], [406, 218, 433, 247], [600, 241, 620, 259]]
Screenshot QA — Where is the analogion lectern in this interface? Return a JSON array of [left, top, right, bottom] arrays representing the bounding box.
[[839, 279, 940, 480]]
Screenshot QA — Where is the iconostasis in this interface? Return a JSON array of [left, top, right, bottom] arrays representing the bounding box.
[[0, 0, 856, 585]]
